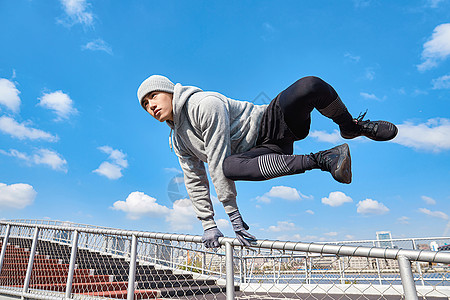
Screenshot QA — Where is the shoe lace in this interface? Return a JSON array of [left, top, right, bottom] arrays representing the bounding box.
[[355, 109, 368, 123], [355, 109, 378, 134]]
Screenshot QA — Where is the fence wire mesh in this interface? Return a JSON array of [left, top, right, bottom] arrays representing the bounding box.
[[0, 221, 449, 300], [235, 245, 450, 299]]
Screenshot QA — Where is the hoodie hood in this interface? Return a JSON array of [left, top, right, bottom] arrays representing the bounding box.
[[166, 83, 202, 129]]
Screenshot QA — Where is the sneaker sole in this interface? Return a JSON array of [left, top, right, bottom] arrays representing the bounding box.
[[334, 143, 352, 184]]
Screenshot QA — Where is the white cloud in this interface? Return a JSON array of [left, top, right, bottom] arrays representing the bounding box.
[[353, 0, 371, 8], [112, 192, 198, 231], [93, 162, 122, 180], [321, 191, 352, 207], [432, 74, 450, 89], [428, 0, 445, 8], [0, 183, 36, 209], [360, 92, 382, 101], [111, 191, 170, 220], [421, 195, 437, 205], [93, 146, 128, 179], [418, 23, 450, 71], [305, 209, 315, 215], [324, 231, 338, 237], [267, 221, 298, 233], [165, 167, 182, 174], [0, 116, 58, 142], [38, 91, 78, 121], [365, 68, 375, 80], [357, 199, 389, 215], [344, 52, 360, 63], [216, 218, 230, 230], [398, 216, 410, 224], [0, 78, 21, 113], [82, 39, 113, 55], [1, 148, 68, 172], [59, 0, 94, 26], [98, 146, 128, 168], [345, 235, 355, 240], [165, 198, 198, 231], [309, 130, 342, 143], [276, 234, 302, 241], [261, 22, 276, 41], [419, 208, 448, 220], [392, 118, 450, 152], [256, 186, 302, 203]]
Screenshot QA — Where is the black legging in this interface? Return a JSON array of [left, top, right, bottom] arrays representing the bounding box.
[[223, 76, 352, 181]]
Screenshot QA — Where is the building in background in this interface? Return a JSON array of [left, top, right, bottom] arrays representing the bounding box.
[[376, 231, 393, 248]]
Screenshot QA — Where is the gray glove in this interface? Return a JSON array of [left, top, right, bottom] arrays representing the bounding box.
[[228, 210, 257, 247], [202, 226, 223, 248]]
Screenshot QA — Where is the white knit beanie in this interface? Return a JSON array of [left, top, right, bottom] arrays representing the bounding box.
[[137, 75, 175, 107]]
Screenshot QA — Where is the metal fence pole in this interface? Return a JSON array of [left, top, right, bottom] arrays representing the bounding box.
[[65, 230, 79, 299], [225, 242, 235, 300], [398, 255, 418, 300], [23, 227, 40, 296], [0, 224, 11, 273], [411, 239, 425, 286], [338, 256, 344, 284], [127, 235, 138, 300], [202, 252, 206, 275]]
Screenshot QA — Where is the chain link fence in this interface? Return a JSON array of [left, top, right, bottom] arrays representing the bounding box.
[[1, 220, 449, 300]]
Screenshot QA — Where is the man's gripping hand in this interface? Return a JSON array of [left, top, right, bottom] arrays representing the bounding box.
[[228, 210, 257, 247], [202, 226, 224, 248]]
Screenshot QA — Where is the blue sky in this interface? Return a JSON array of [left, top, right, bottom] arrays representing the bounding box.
[[1, 0, 449, 242]]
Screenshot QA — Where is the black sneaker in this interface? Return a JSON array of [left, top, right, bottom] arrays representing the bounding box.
[[340, 111, 398, 141], [312, 143, 352, 184]]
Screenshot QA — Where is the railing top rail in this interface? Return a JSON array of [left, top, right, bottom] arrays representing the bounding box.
[[2, 219, 116, 230], [1, 220, 450, 264], [331, 236, 450, 244]]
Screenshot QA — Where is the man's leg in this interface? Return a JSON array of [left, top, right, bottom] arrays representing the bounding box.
[[223, 143, 352, 184], [278, 76, 397, 141]]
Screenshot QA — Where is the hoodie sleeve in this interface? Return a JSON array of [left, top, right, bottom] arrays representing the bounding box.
[[175, 146, 218, 231], [195, 95, 239, 216]]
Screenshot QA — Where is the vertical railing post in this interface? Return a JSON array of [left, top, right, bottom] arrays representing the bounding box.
[[202, 251, 206, 275], [65, 230, 79, 299], [303, 256, 308, 284], [225, 242, 235, 300], [23, 227, 39, 296], [373, 241, 383, 285], [171, 246, 174, 269], [338, 256, 344, 284], [398, 255, 418, 300], [411, 239, 425, 286], [127, 235, 138, 300], [242, 255, 247, 284], [0, 224, 11, 273]]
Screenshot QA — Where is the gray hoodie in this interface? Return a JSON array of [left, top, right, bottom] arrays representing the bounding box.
[[167, 83, 267, 230]]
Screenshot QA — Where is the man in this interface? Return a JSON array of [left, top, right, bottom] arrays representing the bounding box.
[[137, 75, 397, 248]]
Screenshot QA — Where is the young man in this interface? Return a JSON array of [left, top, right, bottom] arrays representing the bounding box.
[[137, 75, 397, 248]]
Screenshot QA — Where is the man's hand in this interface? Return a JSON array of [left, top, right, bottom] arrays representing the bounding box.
[[202, 226, 224, 248], [228, 210, 257, 247]]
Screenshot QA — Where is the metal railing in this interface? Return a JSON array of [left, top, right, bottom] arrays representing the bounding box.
[[0, 219, 449, 300]]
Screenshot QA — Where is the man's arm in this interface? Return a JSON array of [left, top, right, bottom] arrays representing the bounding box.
[[196, 95, 256, 246], [196, 95, 238, 214], [176, 151, 217, 230]]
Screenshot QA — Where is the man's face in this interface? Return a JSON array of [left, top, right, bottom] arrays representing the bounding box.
[[142, 91, 174, 122]]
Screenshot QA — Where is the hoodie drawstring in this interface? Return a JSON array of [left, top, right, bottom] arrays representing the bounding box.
[[169, 128, 173, 152]]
